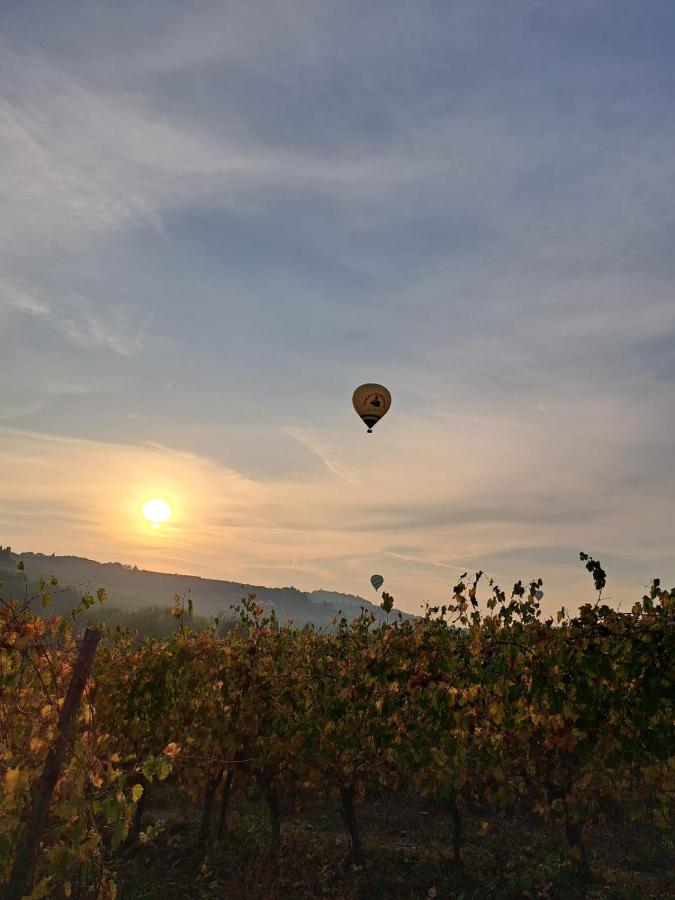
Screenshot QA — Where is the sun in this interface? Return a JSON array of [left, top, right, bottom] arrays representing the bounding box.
[[141, 497, 173, 528]]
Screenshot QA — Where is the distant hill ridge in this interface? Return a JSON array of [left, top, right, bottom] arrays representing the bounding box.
[[0, 547, 408, 628]]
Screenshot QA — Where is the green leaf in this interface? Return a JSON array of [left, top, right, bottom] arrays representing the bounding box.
[[157, 758, 172, 781], [111, 819, 128, 852]]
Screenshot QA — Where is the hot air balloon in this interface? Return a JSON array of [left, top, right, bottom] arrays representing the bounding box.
[[370, 574, 384, 592], [353, 383, 391, 433]]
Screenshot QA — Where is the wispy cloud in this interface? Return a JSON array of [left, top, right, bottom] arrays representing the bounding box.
[[0, 280, 49, 316], [55, 298, 149, 356], [384, 550, 469, 573], [282, 426, 361, 484], [1, 279, 147, 355]]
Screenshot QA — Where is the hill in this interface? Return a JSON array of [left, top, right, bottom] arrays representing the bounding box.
[[0, 547, 408, 629]]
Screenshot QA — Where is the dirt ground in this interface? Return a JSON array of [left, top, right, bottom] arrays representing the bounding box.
[[114, 784, 674, 899]]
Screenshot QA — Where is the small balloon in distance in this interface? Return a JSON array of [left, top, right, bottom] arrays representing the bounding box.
[[353, 383, 391, 433], [370, 574, 384, 592]]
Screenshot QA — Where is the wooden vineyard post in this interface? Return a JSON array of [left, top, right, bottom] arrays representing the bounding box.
[[339, 785, 364, 865], [6, 627, 101, 900]]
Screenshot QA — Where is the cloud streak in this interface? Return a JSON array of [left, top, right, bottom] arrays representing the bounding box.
[[282, 426, 360, 484], [1, 279, 147, 355]]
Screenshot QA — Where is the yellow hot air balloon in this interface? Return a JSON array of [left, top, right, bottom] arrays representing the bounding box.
[[352, 383, 391, 433]]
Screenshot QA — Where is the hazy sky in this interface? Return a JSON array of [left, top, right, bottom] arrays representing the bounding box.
[[2, 1, 675, 614]]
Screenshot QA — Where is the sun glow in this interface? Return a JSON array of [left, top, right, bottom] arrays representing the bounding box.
[[141, 497, 173, 527]]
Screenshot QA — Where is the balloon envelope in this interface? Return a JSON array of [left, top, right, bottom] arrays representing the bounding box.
[[370, 574, 384, 592], [353, 384, 391, 433]]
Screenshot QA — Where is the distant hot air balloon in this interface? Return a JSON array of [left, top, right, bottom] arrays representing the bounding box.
[[370, 574, 384, 592], [353, 383, 391, 433]]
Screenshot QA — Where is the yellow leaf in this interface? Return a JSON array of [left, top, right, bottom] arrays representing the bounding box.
[[488, 702, 504, 724], [29, 876, 51, 899], [131, 784, 144, 803], [5, 766, 23, 796]]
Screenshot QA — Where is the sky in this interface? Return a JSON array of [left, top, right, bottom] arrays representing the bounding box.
[[1, 0, 675, 615]]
